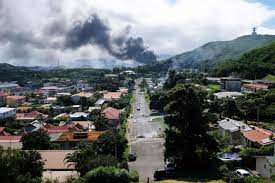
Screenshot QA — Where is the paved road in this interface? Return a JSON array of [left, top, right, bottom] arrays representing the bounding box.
[[128, 82, 165, 182]]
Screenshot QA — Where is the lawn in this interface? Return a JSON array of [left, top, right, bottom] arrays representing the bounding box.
[[263, 74, 275, 81], [207, 84, 221, 92], [151, 116, 167, 130]]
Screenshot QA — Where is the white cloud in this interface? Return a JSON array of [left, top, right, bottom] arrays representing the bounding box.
[[0, 0, 275, 67]]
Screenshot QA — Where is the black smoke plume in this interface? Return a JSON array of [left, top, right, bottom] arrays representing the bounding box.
[[65, 14, 157, 63]]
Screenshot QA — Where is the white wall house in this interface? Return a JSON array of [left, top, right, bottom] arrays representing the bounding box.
[[255, 156, 275, 178], [0, 107, 16, 119], [218, 118, 251, 145]]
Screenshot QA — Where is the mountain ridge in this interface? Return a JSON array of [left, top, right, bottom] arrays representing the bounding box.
[[168, 34, 275, 70]]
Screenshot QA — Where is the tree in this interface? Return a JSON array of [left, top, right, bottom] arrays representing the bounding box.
[[94, 115, 109, 131], [21, 131, 50, 150], [66, 146, 118, 176], [93, 129, 128, 161], [0, 147, 44, 182], [164, 84, 218, 169], [221, 98, 241, 118], [84, 166, 136, 183]]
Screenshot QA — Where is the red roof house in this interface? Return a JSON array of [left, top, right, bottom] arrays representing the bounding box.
[[242, 126, 275, 146], [102, 107, 120, 127], [16, 111, 48, 121]]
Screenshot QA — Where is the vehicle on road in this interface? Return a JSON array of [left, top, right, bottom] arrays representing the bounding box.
[[137, 135, 145, 138], [154, 170, 177, 181], [137, 108, 140, 111], [235, 169, 251, 177], [165, 163, 176, 172], [128, 153, 137, 161]]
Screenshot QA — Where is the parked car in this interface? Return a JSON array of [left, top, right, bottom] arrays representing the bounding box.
[[235, 169, 251, 177], [165, 163, 176, 172], [128, 153, 137, 161], [154, 170, 177, 181]]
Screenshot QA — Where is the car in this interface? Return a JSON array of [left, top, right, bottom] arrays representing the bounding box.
[[137, 108, 140, 111], [137, 135, 145, 138], [154, 170, 177, 181], [128, 153, 137, 161], [235, 169, 251, 177], [165, 163, 176, 172]]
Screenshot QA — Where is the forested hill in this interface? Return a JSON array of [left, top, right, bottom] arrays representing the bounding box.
[[168, 34, 275, 70], [210, 42, 275, 79]]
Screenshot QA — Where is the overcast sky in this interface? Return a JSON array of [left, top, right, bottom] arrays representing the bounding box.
[[0, 0, 275, 67]]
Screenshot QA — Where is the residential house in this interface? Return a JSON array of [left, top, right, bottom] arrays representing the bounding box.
[[41, 125, 72, 134], [56, 93, 71, 97], [214, 92, 243, 99], [76, 80, 90, 91], [242, 126, 275, 147], [69, 112, 89, 121], [0, 127, 9, 136], [71, 92, 93, 103], [16, 111, 48, 122], [71, 105, 82, 112], [242, 83, 269, 92], [102, 107, 120, 128], [53, 131, 104, 149], [22, 121, 45, 133], [39, 150, 78, 182], [221, 77, 242, 92], [118, 87, 128, 94], [39, 86, 59, 97], [218, 118, 251, 144], [0, 107, 16, 119], [103, 92, 122, 101], [95, 99, 106, 107], [88, 106, 101, 112], [255, 156, 275, 178], [0, 82, 19, 92], [0, 136, 22, 149], [72, 121, 95, 131], [43, 97, 57, 104], [0, 91, 9, 101], [6, 96, 26, 107]]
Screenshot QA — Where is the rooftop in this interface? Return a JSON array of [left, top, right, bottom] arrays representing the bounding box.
[[218, 118, 251, 132], [103, 92, 122, 100], [72, 92, 93, 98], [0, 107, 16, 113], [242, 126, 275, 146], [214, 92, 243, 99], [6, 95, 26, 100], [38, 150, 75, 170], [102, 107, 120, 120]]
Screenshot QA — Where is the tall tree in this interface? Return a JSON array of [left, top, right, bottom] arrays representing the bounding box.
[[0, 147, 44, 182], [164, 84, 218, 169], [21, 131, 50, 150]]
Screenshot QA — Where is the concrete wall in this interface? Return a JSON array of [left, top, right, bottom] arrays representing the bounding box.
[[256, 157, 275, 178]]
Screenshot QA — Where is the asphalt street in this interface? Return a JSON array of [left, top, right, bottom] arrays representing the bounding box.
[[128, 83, 165, 182]]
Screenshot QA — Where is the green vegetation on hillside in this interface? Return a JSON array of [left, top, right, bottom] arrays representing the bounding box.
[[211, 42, 275, 79], [264, 74, 275, 81], [167, 35, 275, 70]]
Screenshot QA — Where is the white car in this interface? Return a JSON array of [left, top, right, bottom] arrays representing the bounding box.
[[235, 169, 251, 177]]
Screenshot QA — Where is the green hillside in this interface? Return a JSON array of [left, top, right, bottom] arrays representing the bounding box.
[[211, 42, 275, 79], [170, 34, 275, 70]]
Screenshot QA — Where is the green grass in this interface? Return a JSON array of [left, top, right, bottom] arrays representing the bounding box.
[[151, 116, 167, 130], [207, 84, 221, 92], [263, 74, 275, 81]]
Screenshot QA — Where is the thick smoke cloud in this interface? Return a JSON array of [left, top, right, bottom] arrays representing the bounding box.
[[65, 14, 157, 63]]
